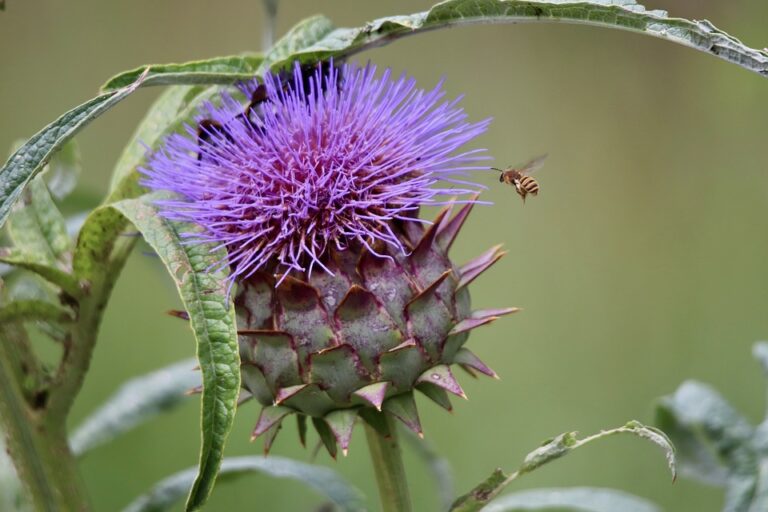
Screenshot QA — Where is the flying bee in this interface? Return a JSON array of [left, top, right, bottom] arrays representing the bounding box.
[[492, 154, 548, 203]]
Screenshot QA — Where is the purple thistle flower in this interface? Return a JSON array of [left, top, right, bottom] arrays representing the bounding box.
[[141, 61, 491, 284]]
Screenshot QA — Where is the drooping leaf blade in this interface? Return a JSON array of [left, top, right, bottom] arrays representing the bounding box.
[[111, 196, 239, 512], [121, 456, 366, 512], [655, 380, 756, 486], [0, 79, 144, 232], [1, 56, 265, 232], [450, 421, 676, 512], [481, 487, 661, 512], [70, 358, 200, 456], [263, 0, 768, 79], [102, 54, 262, 91]]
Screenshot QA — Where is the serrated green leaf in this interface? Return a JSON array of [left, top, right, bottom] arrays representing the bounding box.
[[111, 195, 239, 512], [655, 380, 756, 486], [450, 421, 675, 512], [70, 358, 200, 456], [263, 0, 768, 78], [481, 487, 661, 512], [7, 177, 71, 265], [121, 456, 366, 512], [102, 54, 262, 91]]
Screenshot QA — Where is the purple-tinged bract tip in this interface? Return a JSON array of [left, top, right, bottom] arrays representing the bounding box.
[[141, 61, 491, 283]]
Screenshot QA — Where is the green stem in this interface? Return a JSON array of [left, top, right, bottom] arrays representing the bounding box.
[[0, 215, 137, 511], [48, 224, 134, 420], [0, 322, 90, 511], [363, 413, 412, 512]]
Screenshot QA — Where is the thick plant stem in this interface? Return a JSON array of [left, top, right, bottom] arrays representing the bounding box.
[[364, 413, 413, 512], [0, 215, 137, 511], [0, 323, 90, 511]]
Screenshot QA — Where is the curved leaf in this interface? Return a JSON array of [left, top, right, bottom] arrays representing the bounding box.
[[655, 380, 756, 486], [70, 358, 200, 456], [451, 421, 675, 512], [121, 456, 366, 512], [0, 77, 144, 232], [111, 196, 239, 512], [0, 55, 265, 232], [258, 15, 335, 72], [482, 487, 661, 512], [263, 0, 768, 79], [102, 54, 262, 91]]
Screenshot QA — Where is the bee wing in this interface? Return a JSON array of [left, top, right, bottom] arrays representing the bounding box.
[[518, 153, 548, 175]]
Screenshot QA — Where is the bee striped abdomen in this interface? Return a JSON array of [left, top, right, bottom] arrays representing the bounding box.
[[519, 176, 540, 195]]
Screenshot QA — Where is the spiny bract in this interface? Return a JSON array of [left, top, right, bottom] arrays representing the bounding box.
[[238, 202, 515, 456], [142, 61, 515, 457]]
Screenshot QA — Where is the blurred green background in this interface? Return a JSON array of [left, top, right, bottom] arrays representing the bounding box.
[[2, 1, 768, 510]]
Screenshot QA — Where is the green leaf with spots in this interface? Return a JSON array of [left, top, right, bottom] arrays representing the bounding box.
[[451, 421, 676, 512], [70, 358, 200, 456], [121, 456, 366, 512], [111, 195, 239, 512], [481, 487, 661, 512], [263, 0, 768, 78], [102, 53, 262, 91]]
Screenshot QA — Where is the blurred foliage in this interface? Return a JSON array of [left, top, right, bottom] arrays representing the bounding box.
[[2, 0, 768, 510], [655, 342, 768, 511]]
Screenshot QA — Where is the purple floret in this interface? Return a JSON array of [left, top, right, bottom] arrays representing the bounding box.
[[141, 61, 491, 284]]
